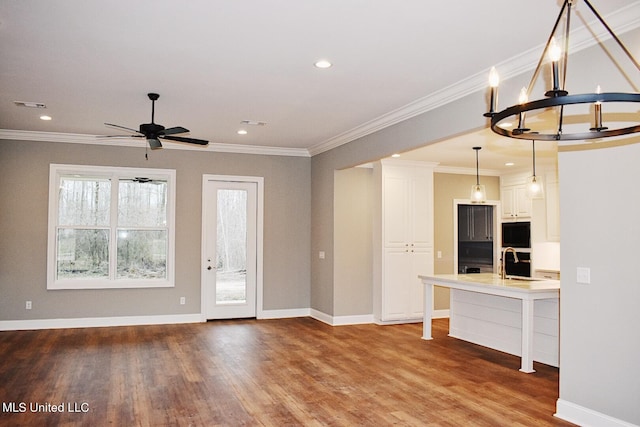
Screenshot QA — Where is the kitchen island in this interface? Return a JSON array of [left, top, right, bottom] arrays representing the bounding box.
[[419, 273, 560, 373]]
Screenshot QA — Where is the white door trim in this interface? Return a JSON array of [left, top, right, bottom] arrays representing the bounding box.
[[201, 174, 264, 320]]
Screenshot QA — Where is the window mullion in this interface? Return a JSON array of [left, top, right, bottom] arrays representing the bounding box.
[[110, 173, 119, 280]]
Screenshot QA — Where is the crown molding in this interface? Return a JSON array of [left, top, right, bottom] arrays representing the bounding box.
[[435, 165, 502, 177], [308, 2, 640, 157], [0, 129, 311, 157]]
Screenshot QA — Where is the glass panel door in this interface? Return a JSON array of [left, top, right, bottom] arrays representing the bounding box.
[[203, 179, 257, 319], [216, 189, 248, 305]]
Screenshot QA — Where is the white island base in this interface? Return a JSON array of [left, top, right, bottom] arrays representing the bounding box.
[[420, 274, 560, 373]]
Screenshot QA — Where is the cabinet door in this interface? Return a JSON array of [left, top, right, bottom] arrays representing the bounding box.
[[515, 186, 532, 217], [409, 247, 433, 318], [501, 187, 515, 218], [383, 175, 409, 247], [458, 205, 472, 241], [411, 172, 434, 246], [471, 205, 493, 241], [382, 248, 411, 320]]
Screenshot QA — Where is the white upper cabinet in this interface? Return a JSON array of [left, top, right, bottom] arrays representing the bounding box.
[[382, 166, 433, 247], [501, 175, 532, 220]]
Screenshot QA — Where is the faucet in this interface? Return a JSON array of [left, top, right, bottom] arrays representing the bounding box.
[[501, 247, 519, 279]]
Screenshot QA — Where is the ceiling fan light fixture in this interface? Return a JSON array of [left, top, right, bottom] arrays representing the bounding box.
[[101, 92, 209, 151]]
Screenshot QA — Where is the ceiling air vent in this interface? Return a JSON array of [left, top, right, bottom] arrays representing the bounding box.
[[14, 101, 47, 109], [240, 120, 267, 126]]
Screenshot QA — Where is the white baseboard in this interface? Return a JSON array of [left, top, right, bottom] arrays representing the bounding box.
[[309, 309, 333, 325], [310, 309, 376, 326], [1, 308, 448, 331], [332, 313, 376, 326], [0, 313, 203, 331], [259, 308, 310, 319], [555, 399, 638, 427], [433, 309, 450, 319], [311, 309, 448, 326]]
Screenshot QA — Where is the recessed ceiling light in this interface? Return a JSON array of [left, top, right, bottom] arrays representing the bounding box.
[[40, 115, 52, 121], [314, 59, 332, 69], [505, 162, 515, 167], [391, 153, 401, 158], [237, 129, 247, 135]]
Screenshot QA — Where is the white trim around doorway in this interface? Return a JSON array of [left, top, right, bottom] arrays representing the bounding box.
[[201, 174, 264, 321]]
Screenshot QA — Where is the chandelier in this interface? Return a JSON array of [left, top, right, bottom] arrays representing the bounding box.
[[484, 0, 640, 141]]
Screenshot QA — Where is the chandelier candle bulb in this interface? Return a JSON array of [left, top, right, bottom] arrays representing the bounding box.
[[514, 87, 530, 134], [548, 37, 562, 92], [487, 67, 499, 115], [591, 85, 607, 131]]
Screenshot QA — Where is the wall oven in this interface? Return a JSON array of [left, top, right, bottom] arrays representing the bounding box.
[[503, 250, 531, 277]]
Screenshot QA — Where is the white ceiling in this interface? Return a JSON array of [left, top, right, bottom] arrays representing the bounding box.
[[1, 0, 638, 172]]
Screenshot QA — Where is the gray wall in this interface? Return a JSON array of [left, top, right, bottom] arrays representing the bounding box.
[[334, 167, 373, 316], [0, 139, 311, 320], [558, 141, 640, 425]]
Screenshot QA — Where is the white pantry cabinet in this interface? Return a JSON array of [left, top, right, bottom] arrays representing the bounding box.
[[373, 160, 436, 323]]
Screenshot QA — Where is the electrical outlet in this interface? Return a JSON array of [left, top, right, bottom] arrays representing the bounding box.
[[25, 301, 32, 310], [319, 251, 325, 259], [180, 297, 186, 305], [437, 251, 442, 259]]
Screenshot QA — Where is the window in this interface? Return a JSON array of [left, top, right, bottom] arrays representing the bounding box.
[[47, 164, 176, 289]]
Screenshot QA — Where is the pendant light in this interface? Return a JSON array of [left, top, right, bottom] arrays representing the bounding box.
[[470, 146, 487, 203], [526, 140, 544, 199]]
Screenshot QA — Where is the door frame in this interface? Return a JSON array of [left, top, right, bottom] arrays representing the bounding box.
[[201, 174, 264, 320], [453, 199, 501, 274]]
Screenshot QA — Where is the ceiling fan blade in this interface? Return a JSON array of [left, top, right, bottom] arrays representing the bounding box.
[[162, 135, 209, 146], [97, 134, 143, 139], [147, 138, 163, 149], [162, 126, 189, 136], [104, 122, 142, 134]]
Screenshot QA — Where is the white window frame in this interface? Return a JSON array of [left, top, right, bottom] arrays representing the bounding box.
[[47, 164, 176, 290]]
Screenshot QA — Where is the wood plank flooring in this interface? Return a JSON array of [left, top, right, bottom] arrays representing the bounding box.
[[0, 318, 574, 426]]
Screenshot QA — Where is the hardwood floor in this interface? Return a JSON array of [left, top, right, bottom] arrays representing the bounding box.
[[0, 318, 574, 426]]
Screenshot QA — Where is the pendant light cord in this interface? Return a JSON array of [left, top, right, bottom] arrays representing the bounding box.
[[474, 147, 481, 185], [532, 140, 536, 178]]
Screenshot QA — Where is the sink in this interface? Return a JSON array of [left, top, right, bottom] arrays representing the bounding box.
[[505, 275, 543, 281]]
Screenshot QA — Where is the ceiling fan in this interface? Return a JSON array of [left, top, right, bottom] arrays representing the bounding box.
[[103, 93, 209, 149]]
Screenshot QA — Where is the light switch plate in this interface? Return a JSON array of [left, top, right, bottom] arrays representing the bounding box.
[[576, 267, 591, 284]]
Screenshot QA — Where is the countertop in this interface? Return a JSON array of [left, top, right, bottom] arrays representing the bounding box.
[[419, 273, 560, 297]]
